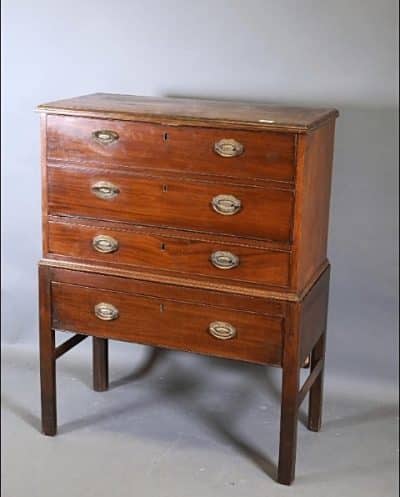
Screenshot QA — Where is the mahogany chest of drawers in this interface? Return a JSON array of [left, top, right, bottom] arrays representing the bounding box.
[[37, 93, 338, 485]]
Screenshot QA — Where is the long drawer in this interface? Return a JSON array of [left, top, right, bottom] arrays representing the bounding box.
[[46, 115, 296, 183], [51, 281, 284, 365], [47, 165, 294, 242], [47, 219, 291, 288]]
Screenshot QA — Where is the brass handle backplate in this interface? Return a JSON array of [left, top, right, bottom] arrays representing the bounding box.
[[208, 321, 237, 340], [92, 129, 119, 145], [94, 302, 119, 321], [92, 235, 119, 253], [214, 138, 244, 157], [91, 181, 120, 200], [211, 194, 241, 216], [211, 251, 240, 270]]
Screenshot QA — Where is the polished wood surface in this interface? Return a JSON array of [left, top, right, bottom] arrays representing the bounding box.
[[52, 281, 284, 366], [38, 264, 56, 436], [47, 164, 294, 242], [299, 266, 330, 363], [278, 267, 330, 484], [38, 93, 338, 132], [38, 94, 337, 485], [47, 115, 295, 183], [48, 264, 286, 315], [47, 218, 291, 288], [40, 114, 49, 254], [278, 299, 301, 485], [291, 121, 336, 290]]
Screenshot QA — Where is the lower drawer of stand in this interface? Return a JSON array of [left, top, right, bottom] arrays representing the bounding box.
[[51, 281, 283, 365]]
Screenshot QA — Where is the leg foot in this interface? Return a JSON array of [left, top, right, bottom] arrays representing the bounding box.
[[93, 337, 109, 392]]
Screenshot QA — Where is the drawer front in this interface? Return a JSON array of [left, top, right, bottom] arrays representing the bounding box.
[[47, 115, 295, 182], [47, 165, 293, 242], [48, 220, 291, 288], [52, 282, 283, 365]]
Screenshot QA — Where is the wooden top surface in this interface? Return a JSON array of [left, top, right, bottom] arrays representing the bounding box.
[[37, 93, 338, 132]]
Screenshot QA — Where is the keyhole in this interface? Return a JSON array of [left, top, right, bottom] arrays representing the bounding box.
[[163, 132, 168, 142], [162, 184, 168, 192], [160, 303, 164, 312], [160, 242, 166, 251]]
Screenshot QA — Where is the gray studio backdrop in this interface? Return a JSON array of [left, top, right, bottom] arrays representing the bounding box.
[[2, 0, 398, 389]]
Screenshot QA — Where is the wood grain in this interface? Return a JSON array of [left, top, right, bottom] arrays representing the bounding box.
[[299, 265, 330, 363], [47, 115, 296, 183], [291, 121, 336, 290], [40, 114, 49, 254], [38, 93, 339, 133], [52, 281, 284, 366], [47, 264, 286, 316], [38, 93, 337, 485], [47, 164, 294, 242], [47, 218, 291, 288]]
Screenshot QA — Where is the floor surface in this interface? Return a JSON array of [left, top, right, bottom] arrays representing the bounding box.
[[2, 341, 398, 497]]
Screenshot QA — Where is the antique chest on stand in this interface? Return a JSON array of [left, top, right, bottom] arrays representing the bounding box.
[[37, 93, 338, 485]]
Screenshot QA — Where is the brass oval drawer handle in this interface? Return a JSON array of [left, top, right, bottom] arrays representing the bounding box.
[[94, 302, 119, 321], [92, 235, 119, 253], [211, 250, 239, 270], [92, 129, 119, 145], [214, 138, 244, 157], [211, 194, 241, 216], [91, 181, 120, 200], [209, 321, 236, 340]]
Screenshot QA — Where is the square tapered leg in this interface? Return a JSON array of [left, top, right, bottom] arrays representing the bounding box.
[[39, 265, 57, 436], [278, 317, 301, 485]]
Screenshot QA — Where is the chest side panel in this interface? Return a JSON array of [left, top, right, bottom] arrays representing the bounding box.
[[291, 120, 336, 291]]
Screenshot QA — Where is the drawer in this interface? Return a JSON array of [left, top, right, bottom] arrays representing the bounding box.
[[47, 219, 291, 288], [51, 281, 283, 365], [46, 115, 295, 183], [47, 165, 294, 242]]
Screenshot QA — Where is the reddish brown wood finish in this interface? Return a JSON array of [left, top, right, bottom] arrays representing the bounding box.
[[38, 262, 330, 485], [51, 281, 284, 366], [48, 264, 286, 316], [308, 332, 326, 432], [47, 115, 295, 183], [47, 218, 291, 288], [38, 93, 338, 133], [55, 333, 87, 358], [277, 268, 330, 484], [278, 299, 301, 485], [38, 264, 56, 436], [291, 121, 336, 290], [38, 94, 337, 486], [47, 164, 294, 242], [299, 266, 330, 363], [40, 114, 49, 254]]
